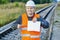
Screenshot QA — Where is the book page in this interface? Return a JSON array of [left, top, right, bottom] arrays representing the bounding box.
[[27, 21, 41, 32]]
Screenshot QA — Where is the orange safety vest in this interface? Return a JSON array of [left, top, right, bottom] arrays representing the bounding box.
[[20, 13, 41, 40]]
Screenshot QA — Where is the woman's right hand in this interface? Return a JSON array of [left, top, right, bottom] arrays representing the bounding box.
[[17, 24, 21, 29]]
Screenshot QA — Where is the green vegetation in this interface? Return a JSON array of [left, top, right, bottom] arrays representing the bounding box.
[[0, 0, 10, 4], [36, 3, 49, 11], [54, 2, 60, 23], [56, 2, 60, 16], [0, 0, 53, 4], [0, 2, 49, 27], [33, 0, 53, 4], [0, 2, 25, 26], [57, 2, 60, 10]]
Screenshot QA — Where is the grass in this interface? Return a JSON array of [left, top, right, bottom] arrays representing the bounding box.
[[56, 2, 60, 16], [36, 3, 49, 11], [54, 2, 60, 23], [56, 3, 60, 10], [0, 2, 49, 27]]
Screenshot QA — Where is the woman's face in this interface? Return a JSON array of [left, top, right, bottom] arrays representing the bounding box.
[[26, 6, 35, 17]]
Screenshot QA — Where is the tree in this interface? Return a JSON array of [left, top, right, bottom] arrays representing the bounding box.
[[33, 0, 40, 4], [21, 0, 28, 3]]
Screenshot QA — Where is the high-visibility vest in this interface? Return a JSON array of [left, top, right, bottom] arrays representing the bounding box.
[[20, 13, 41, 40]]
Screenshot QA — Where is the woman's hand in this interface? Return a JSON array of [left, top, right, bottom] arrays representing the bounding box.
[[33, 17, 37, 22], [17, 24, 21, 29]]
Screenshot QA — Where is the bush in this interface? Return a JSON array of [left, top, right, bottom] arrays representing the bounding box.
[[0, 0, 9, 4], [15, 2, 19, 7]]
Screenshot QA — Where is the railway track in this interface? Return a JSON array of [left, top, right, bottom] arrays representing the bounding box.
[[0, 3, 57, 40]]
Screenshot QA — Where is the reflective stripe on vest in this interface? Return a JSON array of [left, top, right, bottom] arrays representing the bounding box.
[[30, 35, 40, 38], [21, 34, 40, 38], [21, 34, 30, 36], [21, 28, 27, 30]]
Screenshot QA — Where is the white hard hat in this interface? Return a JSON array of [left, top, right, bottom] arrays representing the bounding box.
[[25, 0, 35, 7]]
